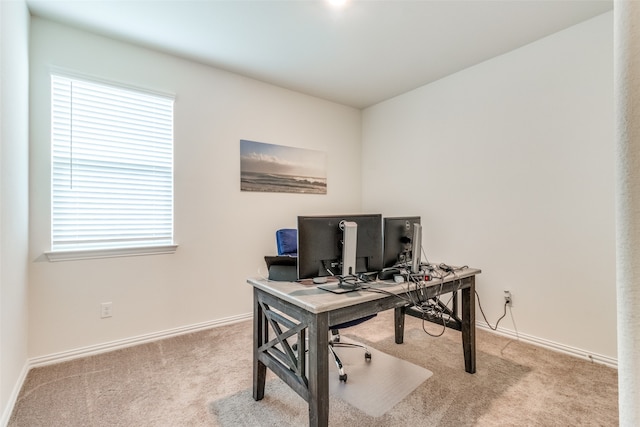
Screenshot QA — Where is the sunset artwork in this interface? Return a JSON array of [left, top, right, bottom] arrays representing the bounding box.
[[240, 139, 327, 194]]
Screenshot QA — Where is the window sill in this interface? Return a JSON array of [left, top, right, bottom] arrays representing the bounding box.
[[45, 244, 178, 262]]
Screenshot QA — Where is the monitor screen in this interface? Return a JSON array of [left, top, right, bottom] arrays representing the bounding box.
[[297, 214, 383, 280], [383, 216, 422, 270]]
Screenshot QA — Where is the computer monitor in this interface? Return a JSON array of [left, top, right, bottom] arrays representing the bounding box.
[[297, 214, 383, 280], [383, 216, 422, 272]]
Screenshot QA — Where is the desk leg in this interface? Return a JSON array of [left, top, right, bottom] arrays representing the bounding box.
[[307, 312, 329, 427], [461, 276, 476, 374], [452, 291, 459, 318], [394, 306, 406, 344], [253, 289, 267, 400]]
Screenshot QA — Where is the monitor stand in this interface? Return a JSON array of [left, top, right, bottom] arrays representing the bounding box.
[[317, 275, 368, 294], [317, 283, 370, 294]]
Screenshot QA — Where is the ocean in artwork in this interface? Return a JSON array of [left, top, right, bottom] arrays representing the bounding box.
[[241, 171, 327, 194]]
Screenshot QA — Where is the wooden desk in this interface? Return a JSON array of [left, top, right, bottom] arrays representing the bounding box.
[[247, 267, 481, 427]]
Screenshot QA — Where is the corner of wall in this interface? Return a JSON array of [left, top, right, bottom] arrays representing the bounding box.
[[1, 0, 31, 424]]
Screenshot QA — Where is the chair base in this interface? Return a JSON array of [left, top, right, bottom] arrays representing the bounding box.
[[329, 330, 372, 382], [292, 331, 373, 382]]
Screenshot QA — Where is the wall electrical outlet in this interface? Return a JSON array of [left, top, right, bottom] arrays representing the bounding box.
[[100, 302, 113, 318], [504, 291, 512, 307]]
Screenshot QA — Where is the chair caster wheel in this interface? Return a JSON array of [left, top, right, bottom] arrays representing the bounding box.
[[365, 352, 372, 362], [339, 374, 348, 382]]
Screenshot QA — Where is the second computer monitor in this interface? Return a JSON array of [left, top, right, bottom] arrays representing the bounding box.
[[383, 216, 422, 272]]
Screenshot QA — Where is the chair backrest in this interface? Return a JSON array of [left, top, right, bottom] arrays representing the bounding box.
[[276, 229, 298, 256]]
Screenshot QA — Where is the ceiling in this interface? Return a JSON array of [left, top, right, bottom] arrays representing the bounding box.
[[26, 0, 613, 109]]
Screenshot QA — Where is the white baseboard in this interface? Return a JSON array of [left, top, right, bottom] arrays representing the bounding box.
[[26, 314, 617, 370], [29, 312, 252, 368], [1, 362, 29, 427], [477, 321, 618, 369]]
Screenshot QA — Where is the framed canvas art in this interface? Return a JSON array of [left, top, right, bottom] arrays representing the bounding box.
[[240, 139, 327, 194]]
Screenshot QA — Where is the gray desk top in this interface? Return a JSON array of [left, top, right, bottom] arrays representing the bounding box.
[[247, 266, 481, 314]]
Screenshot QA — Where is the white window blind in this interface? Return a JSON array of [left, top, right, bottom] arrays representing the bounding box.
[[51, 75, 174, 253]]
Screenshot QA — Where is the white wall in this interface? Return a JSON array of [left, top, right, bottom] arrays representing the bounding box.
[[362, 13, 616, 359], [29, 18, 362, 358], [0, 0, 30, 422], [25, 7, 616, 367]]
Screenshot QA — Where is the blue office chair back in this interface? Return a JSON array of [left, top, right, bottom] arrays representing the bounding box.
[[276, 229, 297, 256]]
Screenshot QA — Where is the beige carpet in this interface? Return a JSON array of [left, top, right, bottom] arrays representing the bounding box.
[[8, 310, 618, 426]]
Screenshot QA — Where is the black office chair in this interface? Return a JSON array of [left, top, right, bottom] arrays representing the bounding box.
[[268, 228, 375, 382]]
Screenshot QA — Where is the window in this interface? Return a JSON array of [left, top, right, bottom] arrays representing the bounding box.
[[48, 74, 176, 261]]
